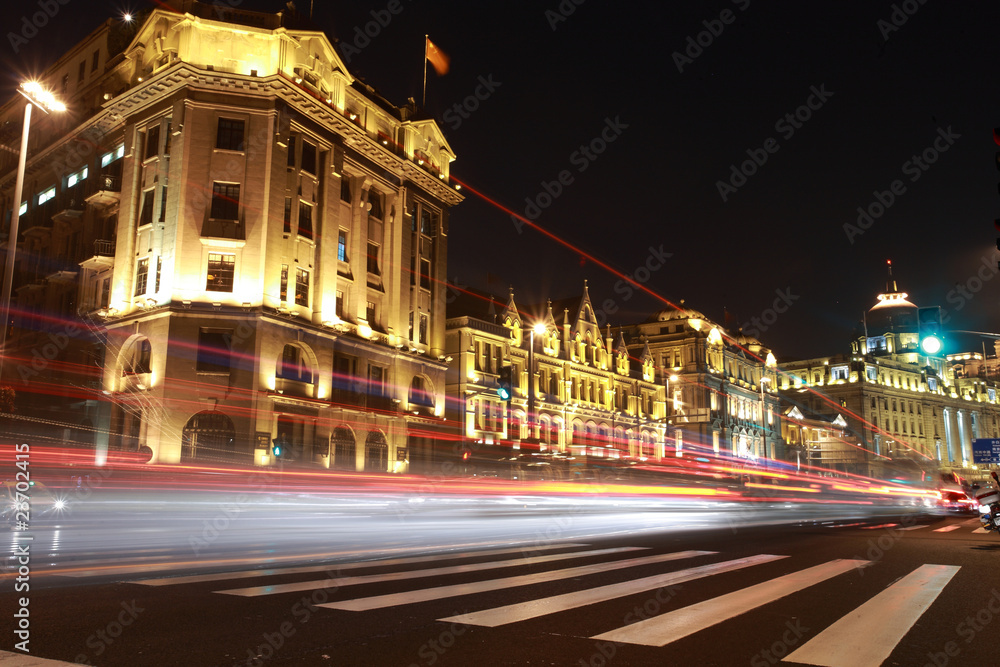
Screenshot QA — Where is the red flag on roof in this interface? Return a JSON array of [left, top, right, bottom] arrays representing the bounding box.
[[426, 37, 450, 76]]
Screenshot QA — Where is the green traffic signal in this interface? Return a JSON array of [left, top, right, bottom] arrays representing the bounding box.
[[497, 365, 513, 401]]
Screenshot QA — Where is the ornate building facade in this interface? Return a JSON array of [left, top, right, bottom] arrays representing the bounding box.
[[0, 1, 461, 469], [778, 276, 1000, 481], [445, 285, 668, 461], [623, 307, 782, 463]]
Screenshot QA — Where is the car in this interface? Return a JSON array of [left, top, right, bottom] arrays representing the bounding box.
[[0, 480, 68, 527], [937, 489, 977, 514]]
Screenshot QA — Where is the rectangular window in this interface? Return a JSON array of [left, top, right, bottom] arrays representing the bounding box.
[[369, 365, 385, 397], [197, 329, 231, 373], [206, 253, 235, 292], [216, 118, 245, 151], [283, 197, 292, 234], [340, 177, 351, 203], [91, 50, 99, 72], [366, 300, 376, 324], [287, 136, 296, 168], [368, 191, 383, 220], [145, 125, 160, 160], [366, 242, 380, 275], [138, 189, 154, 226], [408, 311, 414, 340], [991, 388, 997, 402], [294, 268, 309, 307], [101, 144, 124, 167], [100, 277, 110, 308], [301, 140, 317, 175], [420, 209, 431, 234], [335, 290, 345, 319], [337, 230, 348, 261], [210, 182, 240, 220], [37, 187, 56, 205], [420, 258, 431, 290], [78, 60, 86, 83], [831, 366, 848, 381], [67, 166, 88, 188], [297, 201, 313, 239], [280, 265, 288, 302], [419, 313, 428, 345], [134, 258, 149, 296], [155, 256, 162, 293]]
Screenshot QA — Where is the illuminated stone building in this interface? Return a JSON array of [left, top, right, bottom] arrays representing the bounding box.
[[778, 274, 1000, 481], [0, 1, 462, 469], [623, 307, 782, 462], [445, 284, 668, 460]]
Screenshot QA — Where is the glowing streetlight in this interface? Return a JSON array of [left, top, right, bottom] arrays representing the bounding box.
[[0, 81, 66, 381]]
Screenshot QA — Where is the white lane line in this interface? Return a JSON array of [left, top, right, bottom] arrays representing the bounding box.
[[898, 525, 927, 531], [319, 550, 713, 612], [973, 527, 990, 534], [784, 564, 960, 667], [216, 547, 645, 597], [933, 524, 961, 532], [591, 559, 869, 647], [135, 543, 588, 586], [441, 553, 785, 627]]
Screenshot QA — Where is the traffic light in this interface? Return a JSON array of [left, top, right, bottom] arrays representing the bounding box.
[[497, 365, 512, 401], [918, 306, 943, 356], [272, 438, 284, 459]]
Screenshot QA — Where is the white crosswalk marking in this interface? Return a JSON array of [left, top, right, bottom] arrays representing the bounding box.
[[440, 553, 786, 627], [783, 564, 960, 667], [932, 524, 961, 532], [898, 525, 927, 531], [973, 527, 990, 534], [136, 543, 589, 586], [591, 559, 869, 647], [0, 650, 88, 666], [319, 550, 714, 611], [216, 546, 646, 597]]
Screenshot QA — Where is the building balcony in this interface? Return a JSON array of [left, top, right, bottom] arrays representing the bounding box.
[[202, 219, 245, 241], [80, 239, 116, 270], [52, 186, 86, 224], [274, 376, 314, 398], [85, 173, 122, 209]]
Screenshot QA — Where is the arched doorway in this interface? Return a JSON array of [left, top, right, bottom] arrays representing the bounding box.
[[182, 411, 236, 461], [332, 426, 356, 471], [364, 431, 388, 472]]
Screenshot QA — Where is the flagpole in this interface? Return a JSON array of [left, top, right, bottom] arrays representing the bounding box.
[[422, 34, 428, 107]]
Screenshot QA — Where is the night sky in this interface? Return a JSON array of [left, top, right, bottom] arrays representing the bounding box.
[[4, 0, 1000, 360]]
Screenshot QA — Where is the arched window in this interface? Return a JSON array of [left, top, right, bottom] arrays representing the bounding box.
[[182, 411, 236, 461], [365, 431, 388, 472], [332, 426, 356, 470], [278, 344, 312, 383]]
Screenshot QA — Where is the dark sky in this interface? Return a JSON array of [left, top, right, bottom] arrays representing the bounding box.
[[5, 0, 1000, 360]]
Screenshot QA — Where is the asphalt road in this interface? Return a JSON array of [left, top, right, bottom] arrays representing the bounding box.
[[4, 510, 999, 667]]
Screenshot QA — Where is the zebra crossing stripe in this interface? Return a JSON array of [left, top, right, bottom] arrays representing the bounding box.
[[932, 525, 961, 532], [591, 559, 869, 647], [898, 525, 927, 531], [0, 650, 88, 666], [440, 553, 786, 627], [973, 527, 990, 534], [783, 564, 960, 667], [216, 547, 646, 597], [319, 550, 715, 611], [136, 543, 589, 586]]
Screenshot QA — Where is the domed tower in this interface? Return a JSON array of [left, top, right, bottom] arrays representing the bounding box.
[[860, 260, 919, 355]]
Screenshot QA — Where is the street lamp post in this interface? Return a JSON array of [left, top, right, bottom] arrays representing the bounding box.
[[0, 81, 65, 382], [759, 375, 772, 468]]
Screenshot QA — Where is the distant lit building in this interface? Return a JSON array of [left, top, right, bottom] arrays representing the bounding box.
[[782, 406, 869, 476], [623, 306, 782, 462], [778, 272, 1000, 481], [0, 1, 462, 469], [445, 284, 668, 462]]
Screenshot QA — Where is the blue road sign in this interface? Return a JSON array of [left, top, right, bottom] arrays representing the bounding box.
[[973, 438, 1000, 464]]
